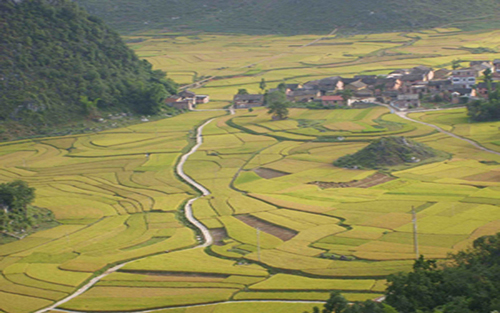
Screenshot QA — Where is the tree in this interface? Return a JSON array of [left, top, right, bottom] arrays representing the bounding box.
[[483, 68, 493, 95], [0, 180, 35, 215], [452, 59, 462, 70], [266, 90, 289, 120], [340, 89, 353, 105], [277, 82, 287, 93], [385, 233, 500, 313], [304, 292, 396, 313], [0, 180, 36, 232], [237, 89, 249, 95], [323, 291, 348, 313], [259, 78, 267, 92]]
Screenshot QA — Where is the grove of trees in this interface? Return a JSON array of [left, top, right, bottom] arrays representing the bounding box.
[[0, 180, 36, 233]]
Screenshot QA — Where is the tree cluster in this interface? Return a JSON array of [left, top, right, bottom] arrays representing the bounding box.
[[0, 0, 178, 134], [306, 291, 396, 313], [385, 233, 500, 313], [467, 69, 500, 121], [0, 180, 36, 233]]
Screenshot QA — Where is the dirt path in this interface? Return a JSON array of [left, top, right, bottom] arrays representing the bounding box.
[[33, 118, 220, 312], [176, 119, 215, 247], [33, 262, 131, 313], [396, 110, 500, 156], [376, 102, 500, 156]]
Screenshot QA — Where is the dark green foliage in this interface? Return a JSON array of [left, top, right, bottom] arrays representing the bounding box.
[[75, 0, 500, 35], [306, 292, 395, 313], [0, 0, 177, 137], [385, 233, 500, 313], [467, 80, 500, 121], [259, 78, 267, 92], [266, 90, 289, 120], [237, 89, 249, 95], [0, 180, 36, 232], [334, 137, 440, 169]]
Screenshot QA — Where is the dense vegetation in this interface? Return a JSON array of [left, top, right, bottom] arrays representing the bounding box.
[[305, 233, 500, 313], [75, 0, 500, 34], [466, 72, 500, 121], [334, 136, 442, 169], [0, 180, 37, 233], [0, 0, 178, 139], [385, 233, 500, 313]]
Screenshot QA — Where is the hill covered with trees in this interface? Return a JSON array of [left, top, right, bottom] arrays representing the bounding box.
[[75, 0, 500, 35], [0, 0, 178, 140], [333, 136, 446, 170]]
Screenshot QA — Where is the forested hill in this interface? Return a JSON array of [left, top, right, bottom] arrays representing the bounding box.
[[0, 0, 177, 140], [75, 0, 500, 34]]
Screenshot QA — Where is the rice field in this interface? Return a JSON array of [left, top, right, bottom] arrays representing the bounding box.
[[3, 27, 500, 313]]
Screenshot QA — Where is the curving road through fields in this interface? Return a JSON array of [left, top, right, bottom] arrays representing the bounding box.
[[33, 118, 219, 312], [175, 118, 215, 246]]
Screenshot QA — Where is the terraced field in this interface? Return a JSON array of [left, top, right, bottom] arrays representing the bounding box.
[[3, 28, 500, 313], [3, 105, 500, 313], [127, 28, 500, 105]]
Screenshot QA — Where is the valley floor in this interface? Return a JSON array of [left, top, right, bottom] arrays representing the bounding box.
[[2, 28, 500, 313]]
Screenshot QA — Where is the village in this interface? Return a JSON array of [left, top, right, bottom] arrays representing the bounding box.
[[165, 59, 500, 111]]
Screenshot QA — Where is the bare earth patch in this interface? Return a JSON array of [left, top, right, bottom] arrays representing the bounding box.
[[308, 172, 394, 189], [210, 228, 228, 246], [254, 167, 290, 179], [235, 215, 298, 241]]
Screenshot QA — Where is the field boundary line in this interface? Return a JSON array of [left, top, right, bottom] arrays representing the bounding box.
[[52, 299, 327, 313], [31, 116, 222, 312]]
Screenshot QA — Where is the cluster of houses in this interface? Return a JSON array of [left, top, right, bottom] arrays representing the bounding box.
[[232, 60, 500, 110], [165, 90, 210, 110]]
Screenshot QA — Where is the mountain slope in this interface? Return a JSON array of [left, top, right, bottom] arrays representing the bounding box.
[[75, 0, 500, 34], [0, 0, 177, 140]]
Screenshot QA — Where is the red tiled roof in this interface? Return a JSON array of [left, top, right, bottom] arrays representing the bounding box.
[[321, 95, 343, 101]]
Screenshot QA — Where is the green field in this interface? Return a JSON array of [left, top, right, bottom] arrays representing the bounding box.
[[2, 28, 500, 313]]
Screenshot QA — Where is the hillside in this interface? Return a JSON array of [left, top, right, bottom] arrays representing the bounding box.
[[75, 0, 500, 34], [334, 136, 446, 170], [0, 0, 177, 140]]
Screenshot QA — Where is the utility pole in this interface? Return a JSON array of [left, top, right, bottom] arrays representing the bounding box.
[[412, 206, 419, 259], [256, 227, 261, 262]]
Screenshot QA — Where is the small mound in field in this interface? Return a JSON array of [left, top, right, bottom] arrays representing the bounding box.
[[334, 136, 443, 170]]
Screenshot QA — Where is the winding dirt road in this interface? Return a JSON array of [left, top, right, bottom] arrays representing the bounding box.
[[377, 102, 500, 156], [33, 118, 218, 312], [176, 119, 215, 246]]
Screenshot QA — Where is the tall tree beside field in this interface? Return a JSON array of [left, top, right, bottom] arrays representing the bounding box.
[[0, 180, 35, 232], [259, 78, 267, 93], [483, 68, 493, 94], [266, 90, 289, 120]]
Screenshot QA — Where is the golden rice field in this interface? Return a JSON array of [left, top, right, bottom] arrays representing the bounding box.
[[2, 28, 500, 313], [126, 28, 500, 105]]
